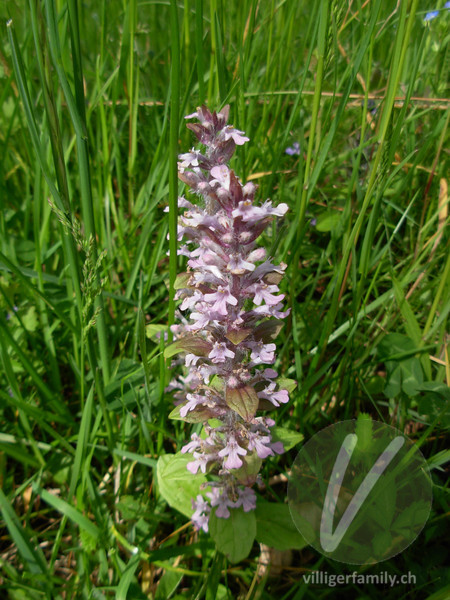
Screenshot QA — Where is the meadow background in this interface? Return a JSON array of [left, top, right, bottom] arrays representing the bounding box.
[[0, 0, 449, 598]]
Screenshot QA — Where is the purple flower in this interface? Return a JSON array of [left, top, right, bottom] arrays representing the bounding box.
[[187, 451, 212, 474], [227, 254, 256, 274], [248, 341, 276, 364], [191, 495, 211, 532], [184, 353, 200, 367], [262, 369, 278, 380], [250, 283, 285, 306], [207, 488, 238, 518], [270, 441, 285, 454], [220, 125, 249, 145], [187, 310, 211, 330], [203, 286, 238, 315], [192, 512, 209, 532], [179, 393, 206, 418], [180, 291, 203, 311], [192, 494, 210, 514], [208, 342, 235, 363], [218, 434, 247, 469], [235, 487, 257, 512], [210, 165, 231, 190], [178, 149, 203, 172], [247, 432, 274, 459], [232, 200, 289, 222], [252, 302, 290, 319], [181, 433, 202, 454], [257, 383, 290, 407]]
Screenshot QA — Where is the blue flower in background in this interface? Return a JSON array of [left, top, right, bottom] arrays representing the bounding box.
[[285, 141, 300, 156], [424, 3, 450, 21], [424, 10, 439, 20]]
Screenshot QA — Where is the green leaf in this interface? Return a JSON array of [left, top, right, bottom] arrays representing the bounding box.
[[378, 335, 425, 398], [378, 333, 417, 360], [156, 453, 207, 518], [209, 374, 224, 393], [253, 320, 284, 342], [168, 402, 213, 423], [112, 449, 157, 469], [174, 272, 192, 290], [400, 357, 423, 396], [33, 484, 99, 541], [276, 377, 298, 393], [392, 277, 431, 379], [391, 501, 431, 537], [315, 210, 342, 232], [16, 240, 36, 263], [270, 426, 304, 451], [155, 567, 184, 600], [145, 324, 167, 340], [0, 488, 48, 576], [417, 382, 450, 401], [233, 451, 262, 486], [355, 413, 373, 452], [204, 553, 225, 600], [417, 383, 450, 429], [383, 363, 402, 398], [225, 385, 259, 421], [424, 586, 450, 600], [209, 507, 256, 563], [372, 530, 392, 558], [104, 358, 146, 407], [22, 306, 38, 332], [79, 528, 97, 554], [392, 279, 423, 349], [225, 328, 252, 345], [164, 335, 212, 358], [384, 357, 423, 398], [0, 440, 41, 468], [427, 449, 450, 471], [116, 554, 141, 600], [369, 478, 396, 529], [168, 404, 185, 421], [255, 502, 307, 551]]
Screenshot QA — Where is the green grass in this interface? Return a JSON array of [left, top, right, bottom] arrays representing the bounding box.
[[0, 0, 449, 598]]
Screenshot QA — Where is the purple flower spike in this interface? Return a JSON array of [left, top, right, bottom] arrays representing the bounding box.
[[169, 105, 291, 532]]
